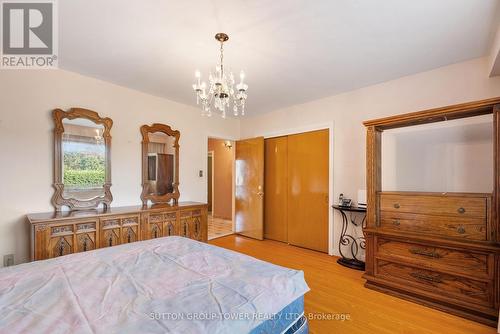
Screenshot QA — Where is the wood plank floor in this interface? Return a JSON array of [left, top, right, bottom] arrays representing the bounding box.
[[210, 235, 497, 334]]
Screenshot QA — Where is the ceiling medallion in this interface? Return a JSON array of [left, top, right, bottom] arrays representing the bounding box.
[[192, 33, 248, 118]]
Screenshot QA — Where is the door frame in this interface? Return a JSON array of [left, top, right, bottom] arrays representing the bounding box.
[[206, 135, 236, 233], [259, 122, 335, 256], [207, 151, 215, 214]]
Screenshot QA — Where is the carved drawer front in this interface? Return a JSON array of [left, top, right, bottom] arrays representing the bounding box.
[[150, 222, 163, 239], [164, 221, 177, 236], [76, 233, 96, 253], [190, 216, 202, 241], [164, 212, 178, 220], [149, 214, 164, 224], [376, 238, 492, 279], [101, 218, 121, 229], [122, 216, 139, 226], [180, 209, 201, 218], [101, 228, 121, 248], [76, 222, 96, 232], [376, 260, 493, 306], [180, 218, 190, 237], [180, 210, 192, 218], [48, 235, 73, 258], [51, 225, 73, 236], [379, 211, 487, 241], [379, 194, 487, 218], [122, 225, 139, 244]]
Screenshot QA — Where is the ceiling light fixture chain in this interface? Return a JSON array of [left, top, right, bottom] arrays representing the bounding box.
[[192, 33, 248, 118]]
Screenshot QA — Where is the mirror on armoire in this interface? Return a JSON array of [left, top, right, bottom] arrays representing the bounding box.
[[140, 123, 180, 206]]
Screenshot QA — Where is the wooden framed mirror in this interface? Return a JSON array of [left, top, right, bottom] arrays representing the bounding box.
[[52, 108, 113, 211], [140, 123, 180, 205]]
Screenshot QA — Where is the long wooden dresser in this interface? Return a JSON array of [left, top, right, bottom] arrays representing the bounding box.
[[363, 98, 500, 326], [27, 202, 208, 261]]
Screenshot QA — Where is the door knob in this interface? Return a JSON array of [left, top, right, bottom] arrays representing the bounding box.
[[256, 185, 264, 197]]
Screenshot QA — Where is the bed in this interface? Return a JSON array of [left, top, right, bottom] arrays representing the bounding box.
[[0, 236, 309, 333]]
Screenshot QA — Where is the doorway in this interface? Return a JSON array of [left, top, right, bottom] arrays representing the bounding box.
[[207, 138, 235, 240]]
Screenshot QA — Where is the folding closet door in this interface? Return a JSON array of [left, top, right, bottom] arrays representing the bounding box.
[[287, 129, 329, 252], [264, 136, 288, 242]]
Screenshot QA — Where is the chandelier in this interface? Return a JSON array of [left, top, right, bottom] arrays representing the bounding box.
[[192, 33, 248, 118]]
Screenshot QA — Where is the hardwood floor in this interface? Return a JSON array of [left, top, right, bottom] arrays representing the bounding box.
[[209, 235, 497, 334]]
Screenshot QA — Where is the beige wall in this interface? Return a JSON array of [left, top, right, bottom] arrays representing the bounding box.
[[240, 56, 500, 257], [0, 69, 240, 266], [1, 56, 499, 264], [489, 24, 500, 76], [208, 138, 234, 220]]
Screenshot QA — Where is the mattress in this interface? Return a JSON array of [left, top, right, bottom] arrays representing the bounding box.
[[0, 236, 309, 333], [250, 296, 307, 334]]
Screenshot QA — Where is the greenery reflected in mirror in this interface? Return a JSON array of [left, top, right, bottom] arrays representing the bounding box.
[[52, 108, 113, 211], [62, 118, 106, 200]]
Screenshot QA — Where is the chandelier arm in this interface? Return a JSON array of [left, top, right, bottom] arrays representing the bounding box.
[[220, 41, 224, 77]]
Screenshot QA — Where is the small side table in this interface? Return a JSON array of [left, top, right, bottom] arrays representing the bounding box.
[[332, 205, 366, 271]]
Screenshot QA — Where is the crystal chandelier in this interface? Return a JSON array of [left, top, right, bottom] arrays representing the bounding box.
[[192, 33, 248, 118]]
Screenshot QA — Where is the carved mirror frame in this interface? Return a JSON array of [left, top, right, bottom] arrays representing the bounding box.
[[140, 123, 180, 206], [52, 108, 113, 211]]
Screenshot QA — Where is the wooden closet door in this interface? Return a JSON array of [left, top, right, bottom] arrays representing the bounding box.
[[264, 136, 288, 242], [287, 129, 329, 252]]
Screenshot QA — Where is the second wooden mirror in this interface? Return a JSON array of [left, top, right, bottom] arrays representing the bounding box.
[[140, 123, 180, 205]]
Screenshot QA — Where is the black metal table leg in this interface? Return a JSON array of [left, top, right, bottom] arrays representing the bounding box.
[[333, 205, 366, 271]]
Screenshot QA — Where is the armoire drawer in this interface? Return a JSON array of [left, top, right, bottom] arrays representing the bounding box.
[[379, 211, 487, 241], [376, 260, 493, 306], [376, 238, 492, 279], [379, 193, 487, 218]]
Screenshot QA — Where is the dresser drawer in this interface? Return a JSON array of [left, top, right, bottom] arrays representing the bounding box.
[[376, 260, 493, 306], [180, 209, 202, 218], [379, 211, 486, 241], [376, 238, 492, 279], [380, 193, 487, 218]]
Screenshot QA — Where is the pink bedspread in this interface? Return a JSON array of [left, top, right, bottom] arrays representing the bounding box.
[[0, 236, 309, 333]]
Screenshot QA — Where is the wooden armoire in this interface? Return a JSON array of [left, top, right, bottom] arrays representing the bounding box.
[[363, 98, 500, 326]]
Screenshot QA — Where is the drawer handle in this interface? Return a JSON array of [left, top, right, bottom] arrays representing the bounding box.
[[393, 203, 400, 209], [457, 226, 466, 234], [392, 219, 400, 226], [457, 207, 466, 214], [409, 248, 441, 259], [410, 272, 442, 283]]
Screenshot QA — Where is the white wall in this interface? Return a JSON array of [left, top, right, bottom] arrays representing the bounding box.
[[0, 69, 240, 266], [240, 57, 500, 257]]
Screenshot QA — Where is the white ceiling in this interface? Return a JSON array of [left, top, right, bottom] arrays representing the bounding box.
[[59, 0, 500, 116]]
